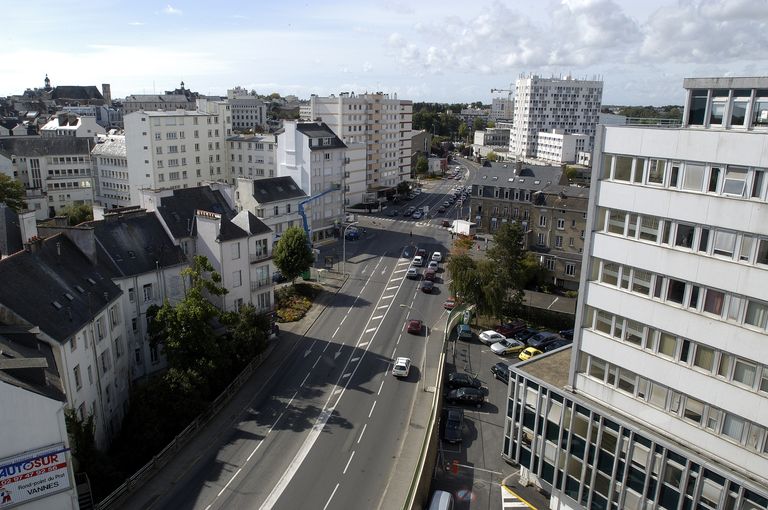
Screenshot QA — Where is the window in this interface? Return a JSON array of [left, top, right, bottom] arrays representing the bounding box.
[[128, 287, 135, 302], [539, 215, 547, 227], [114, 336, 122, 358], [556, 218, 565, 229], [233, 270, 242, 288], [757, 239, 768, 265], [73, 365, 82, 390], [745, 300, 768, 328], [601, 262, 619, 285], [658, 333, 677, 358], [682, 163, 705, 191], [142, 283, 153, 302], [703, 289, 725, 316], [666, 279, 686, 304], [565, 263, 575, 276], [732, 359, 756, 387], [614, 156, 632, 181], [712, 230, 736, 257], [274, 205, 280, 216], [722, 166, 747, 196], [688, 89, 708, 125], [683, 397, 704, 425], [555, 235, 563, 248], [647, 159, 665, 185], [639, 216, 659, 242], [693, 346, 715, 372], [589, 358, 606, 380], [751, 170, 765, 198], [607, 210, 625, 234], [631, 270, 652, 295], [648, 383, 667, 409], [675, 224, 695, 248], [708, 166, 721, 192], [722, 414, 745, 441], [100, 350, 111, 374], [232, 242, 240, 260]]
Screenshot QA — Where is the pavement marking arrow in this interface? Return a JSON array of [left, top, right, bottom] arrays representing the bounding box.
[[304, 349, 312, 358]]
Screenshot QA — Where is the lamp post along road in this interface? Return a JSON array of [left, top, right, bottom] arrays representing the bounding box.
[[342, 221, 359, 275]]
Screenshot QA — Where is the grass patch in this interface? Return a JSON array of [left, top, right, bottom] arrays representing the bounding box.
[[275, 283, 322, 322]]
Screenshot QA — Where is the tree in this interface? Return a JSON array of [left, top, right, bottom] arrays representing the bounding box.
[[472, 117, 487, 131], [61, 203, 93, 225], [447, 253, 478, 303], [485, 223, 527, 318], [273, 226, 314, 282], [458, 122, 468, 141], [487, 121, 495, 129], [486, 151, 498, 162], [415, 155, 429, 175], [0, 174, 25, 212]]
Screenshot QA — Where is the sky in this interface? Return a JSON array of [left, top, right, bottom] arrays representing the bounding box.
[[2, 0, 767, 106]]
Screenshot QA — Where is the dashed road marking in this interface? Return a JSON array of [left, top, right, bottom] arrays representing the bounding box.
[[382, 294, 395, 299], [368, 400, 377, 418], [377, 305, 388, 310], [372, 315, 384, 320], [343, 450, 355, 474], [385, 285, 399, 291], [365, 327, 376, 333]]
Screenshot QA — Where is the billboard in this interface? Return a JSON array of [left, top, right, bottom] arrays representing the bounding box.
[[0, 444, 71, 508]]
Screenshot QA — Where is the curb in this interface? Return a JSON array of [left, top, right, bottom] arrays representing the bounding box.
[[500, 475, 538, 510]]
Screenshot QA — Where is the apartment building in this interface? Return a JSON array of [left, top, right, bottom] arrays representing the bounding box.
[[226, 133, 276, 181], [40, 112, 105, 140], [123, 108, 230, 203], [309, 92, 413, 194], [510, 74, 602, 159], [276, 121, 346, 242], [235, 176, 307, 237], [227, 88, 267, 132], [502, 77, 768, 510], [535, 129, 588, 164], [92, 134, 130, 209], [469, 162, 588, 290], [490, 96, 514, 122]]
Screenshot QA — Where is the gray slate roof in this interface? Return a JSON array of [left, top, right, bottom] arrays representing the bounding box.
[[156, 187, 235, 239], [471, 162, 563, 192], [296, 122, 346, 150], [0, 234, 122, 343], [0, 327, 65, 402], [218, 211, 272, 242], [86, 212, 186, 277], [51, 86, 104, 101], [0, 137, 92, 158], [250, 176, 307, 204]]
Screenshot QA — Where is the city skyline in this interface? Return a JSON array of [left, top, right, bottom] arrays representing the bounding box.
[[2, 0, 767, 105]]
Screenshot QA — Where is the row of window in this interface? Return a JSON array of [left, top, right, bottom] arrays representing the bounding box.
[[584, 306, 768, 396], [580, 353, 768, 458], [96, 157, 126, 167], [597, 207, 768, 267], [601, 154, 768, 201], [46, 156, 88, 165], [47, 168, 90, 176], [48, 181, 91, 190], [687, 88, 768, 128], [594, 258, 768, 332]]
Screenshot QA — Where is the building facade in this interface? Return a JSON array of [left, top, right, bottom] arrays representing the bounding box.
[[226, 134, 276, 182], [93, 134, 130, 209], [235, 176, 307, 237], [535, 130, 588, 164], [502, 77, 768, 510], [309, 92, 413, 193], [490, 97, 514, 122], [227, 89, 267, 132], [41, 113, 106, 140], [510, 74, 603, 159]]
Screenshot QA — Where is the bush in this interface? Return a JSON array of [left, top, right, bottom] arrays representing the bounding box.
[[275, 284, 320, 322]]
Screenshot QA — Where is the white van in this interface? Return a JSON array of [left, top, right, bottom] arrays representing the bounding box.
[[428, 490, 454, 510]]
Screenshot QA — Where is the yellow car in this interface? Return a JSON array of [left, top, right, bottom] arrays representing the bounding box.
[[518, 347, 543, 362]]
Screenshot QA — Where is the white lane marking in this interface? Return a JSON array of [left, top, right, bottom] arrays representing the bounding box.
[[381, 268, 387, 275], [332, 327, 340, 338], [300, 371, 311, 387], [385, 285, 399, 291], [351, 356, 361, 363], [333, 388, 342, 395], [340, 316, 346, 325], [377, 380, 385, 395], [334, 351, 342, 360], [357, 423, 367, 444], [371, 315, 384, 320], [376, 305, 388, 310], [393, 268, 407, 274], [392, 347, 397, 358], [382, 294, 394, 299], [323, 483, 339, 510], [304, 349, 312, 358], [213, 467, 242, 500], [362, 264, 368, 273], [396, 261, 410, 266], [311, 355, 322, 370], [343, 450, 356, 474], [358, 341, 369, 347], [342, 373, 351, 379], [286, 391, 298, 407], [390, 277, 403, 282], [363, 327, 375, 333], [368, 400, 377, 418]]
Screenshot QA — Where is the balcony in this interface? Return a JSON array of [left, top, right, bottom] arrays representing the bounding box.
[[250, 252, 272, 264], [250, 278, 272, 292]]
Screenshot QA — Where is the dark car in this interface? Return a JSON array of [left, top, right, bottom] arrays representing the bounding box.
[[558, 329, 575, 341], [345, 229, 359, 240], [442, 409, 464, 444], [494, 320, 526, 338], [441, 220, 451, 227], [386, 208, 399, 217], [437, 206, 446, 213], [407, 319, 423, 334], [420, 280, 435, 293], [424, 268, 436, 281], [416, 248, 427, 258], [446, 387, 486, 407], [491, 362, 511, 383], [403, 246, 415, 258], [527, 331, 562, 349], [543, 338, 572, 352], [513, 328, 539, 343], [446, 372, 483, 390], [272, 271, 287, 283]]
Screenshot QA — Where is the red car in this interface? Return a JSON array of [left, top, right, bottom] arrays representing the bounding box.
[[443, 297, 457, 310], [407, 319, 423, 334], [494, 319, 527, 338], [424, 268, 436, 281]]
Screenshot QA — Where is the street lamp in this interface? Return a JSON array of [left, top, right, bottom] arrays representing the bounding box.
[[342, 221, 359, 275]]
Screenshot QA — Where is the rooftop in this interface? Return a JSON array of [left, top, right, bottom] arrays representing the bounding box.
[[515, 345, 572, 389], [296, 122, 346, 150], [249, 176, 307, 204], [0, 326, 65, 402], [92, 135, 126, 158], [156, 186, 235, 239], [471, 162, 566, 192], [0, 137, 92, 157]]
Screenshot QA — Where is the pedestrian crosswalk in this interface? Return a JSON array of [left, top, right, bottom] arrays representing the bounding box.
[[501, 484, 535, 509]]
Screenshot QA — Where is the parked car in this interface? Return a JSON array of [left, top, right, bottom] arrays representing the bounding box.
[[412, 255, 424, 267], [392, 357, 411, 377], [431, 251, 443, 262], [513, 328, 540, 343], [407, 319, 423, 334], [441, 409, 464, 444], [420, 280, 435, 293], [456, 324, 472, 340], [518, 347, 543, 362], [443, 297, 457, 310], [490, 338, 527, 356], [445, 387, 485, 407], [527, 331, 561, 349], [491, 362, 512, 383], [412, 210, 423, 220], [558, 328, 575, 341], [446, 372, 484, 390], [416, 248, 427, 258], [406, 267, 420, 279], [443, 201, 451, 208], [427, 260, 439, 271], [441, 220, 451, 227], [404, 206, 416, 216], [437, 206, 446, 213], [424, 268, 436, 281], [494, 320, 526, 338], [478, 330, 507, 346], [272, 270, 287, 283], [402, 246, 415, 258], [543, 338, 572, 352]]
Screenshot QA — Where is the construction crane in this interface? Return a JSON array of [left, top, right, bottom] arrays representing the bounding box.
[[298, 183, 342, 246]]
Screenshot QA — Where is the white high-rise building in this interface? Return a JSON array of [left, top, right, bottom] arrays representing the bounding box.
[[227, 88, 268, 132], [502, 77, 768, 510], [510, 74, 602, 159], [309, 92, 412, 194], [93, 134, 130, 209]]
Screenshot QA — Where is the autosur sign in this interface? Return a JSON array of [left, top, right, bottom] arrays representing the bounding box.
[[0, 444, 71, 508]]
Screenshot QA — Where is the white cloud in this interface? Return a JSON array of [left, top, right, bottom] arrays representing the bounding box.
[[163, 4, 182, 15], [127, 21, 145, 26], [362, 62, 373, 73]]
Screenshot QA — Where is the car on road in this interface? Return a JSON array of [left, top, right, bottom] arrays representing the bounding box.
[[420, 280, 435, 293], [478, 330, 507, 346], [494, 320, 526, 338], [404, 206, 416, 216], [412, 255, 424, 267], [412, 210, 423, 220], [407, 319, 423, 334], [513, 328, 540, 343], [403, 246, 415, 258], [518, 347, 543, 362], [456, 324, 472, 340], [441, 220, 451, 227], [427, 260, 439, 271], [543, 338, 572, 352], [491, 362, 512, 383], [424, 268, 436, 281], [443, 297, 457, 310], [406, 267, 420, 279], [445, 387, 485, 407], [443, 201, 451, 208], [345, 229, 359, 240], [386, 208, 399, 217], [446, 372, 484, 391], [441, 409, 464, 444], [526, 331, 561, 349], [490, 338, 527, 356], [392, 357, 411, 377], [432, 251, 442, 262], [437, 206, 446, 213]]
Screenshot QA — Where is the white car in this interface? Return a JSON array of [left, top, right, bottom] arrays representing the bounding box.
[[428, 260, 438, 271], [392, 357, 411, 377], [412, 210, 423, 220], [479, 330, 507, 346], [412, 255, 424, 267], [490, 338, 527, 356], [432, 251, 442, 262], [406, 267, 420, 279]]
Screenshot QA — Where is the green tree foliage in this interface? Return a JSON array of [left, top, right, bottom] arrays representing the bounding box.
[[458, 122, 468, 141], [61, 203, 93, 225], [487, 121, 495, 129], [415, 155, 429, 175], [472, 117, 487, 131], [447, 253, 478, 303], [412, 103, 462, 137], [520, 252, 552, 291], [617, 105, 682, 120], [273, 226, 314, 282], [486, 151, 498, 162], [486, 223, 527, 316], [220, 304, 269, 366], [65, 410, 122, 499], [0, 174, 25, 212]]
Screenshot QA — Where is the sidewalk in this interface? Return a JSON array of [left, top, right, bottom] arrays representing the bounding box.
[[116, 274, 347, 510]]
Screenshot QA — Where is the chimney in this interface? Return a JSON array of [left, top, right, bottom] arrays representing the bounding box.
[[515, 160, 522, 173], [92, 204, 106, 221], [102, 83, 112, 106], [24, 236, 44, 253], [57, 113, 68, 126], [18, 210, 38, 243]]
